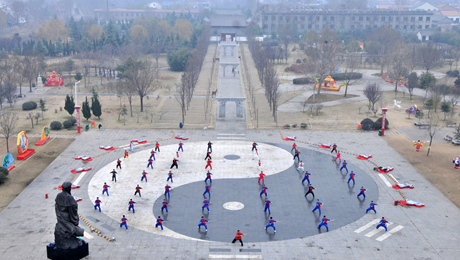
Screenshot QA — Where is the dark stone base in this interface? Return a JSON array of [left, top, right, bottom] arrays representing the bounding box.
[[46, 241, 89, 260]]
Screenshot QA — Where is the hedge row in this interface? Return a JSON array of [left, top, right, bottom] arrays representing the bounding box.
[[293, 72, 363, 85]]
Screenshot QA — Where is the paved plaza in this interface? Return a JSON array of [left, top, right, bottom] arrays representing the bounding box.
[[0, 128, 459, 259]]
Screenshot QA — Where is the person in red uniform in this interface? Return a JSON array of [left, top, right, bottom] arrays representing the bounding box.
[[178, 142, 184, 152], [258, 171, 266, 184], [204, 171, 212, 183], [128, 199, 136, 213], [94, 197, 101, 212], [331, 143, 337, 153], [264, 199, 272, 214], [205, 159, 212, 170], [265, 217, 277, 232], [318, 216, 330, 232], [203, 184, 211, 198], [116, 158, 122, 169], [111, 169, 117, 182], [120, 215, 128, 229], [232, 230, 244, 246], [156, 216, 164, 230], [252, 142, 258, 151], [293, 150, 301, 162], [141, 170, 148, 182], [260, 184, 268, 197], [207, 141, 213, 153], [167, 171, 173, 182], [165, 184, 171, 198], [198, 216, 208, 231], [155, 141, 160, 152], [102, 182, 110, 196], [357, 186, 366, 198], [202, 198, 210, 212], [161, 199, 169, 213], [312, 199, 322, 214], [347, 171, 356, 185], [204, 151, 212, 160], [124, 150, 129, 160], [147, 157, 154, 169], [376, 217, 388, 231], [305, 184, 315, 198], [134, 184, 142, 197], [366, 201, 378, 214], [291, 142, 298, 153]]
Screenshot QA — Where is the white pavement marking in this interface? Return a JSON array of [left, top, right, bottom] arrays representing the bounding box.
[[378, 174, 392, 187], [376, 225, 404, 241], [354, 219, 380, 233], [209, 255, 262, 259], [73, 172, 87, 186], [83, 231, 93, 240], [365, 222, 393, 237]]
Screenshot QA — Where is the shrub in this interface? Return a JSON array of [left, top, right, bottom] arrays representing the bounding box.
[[300, 123, 307, 129], [50, 121, 62, 130], [284, 124, 290, 128], [447, 70, 459, 77], [62, 120, 73, 129], [167, 49, 192, 72], [0, 172, 7, 184], [373, 117, 389, 130], [69, 117, 77, 125], [22, 101, 37, 111], [296, 59, 301, 63], [360, 118, 374, 131], [292, 124, 297, 128], [0, 167, 8, 176]]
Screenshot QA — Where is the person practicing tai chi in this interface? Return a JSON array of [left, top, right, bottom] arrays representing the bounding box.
[[128, 199, 136, 213], [302, 171, 311, 184], [232, 230, 244, 246], [170, 158, 178, 169], [155, 141, 160, 152], [147, 157, 154, 169], [258, 159, 262, 170], [298, 160, 304, 172], [102, 182, 110, 196], [167, 171, 173, 182], [265, 217, 277, 232], [260, 184, 268, 197], [150, 149, 157, 160], [366, 201, 378, 214], [198, 216, 208, 231], [124, 150, 129, 161], [161, 199, 169, 213], [258, 171, 266, 184], [348, 171, 356, 185], [205, 159, 213, 170], [111, 169, 117, 182], [318, 216, 331, 232], [178, 142, 184, 152], [340, 160, 348, 172], [252, 142, 258, 151], [305, 184, 315, 198], [376, 217, 388, 231], [291, 142, 298, 153], [334, 152, 341, 162], [134, 184, 142, 197], [331, 143, 337, 153], [94, 197, 101, 212], [264, 199, 272, 214], [203, 184, 211, 198], [120, 215, 128, 230], [204, 171, 212, 183], [357, 186, 366, 198], [141, 170, 148, 182], [207, 141, 213, 153], [293, 150, 301, 162], [156, 216, 164, 230], [312, 199, 323, 214], [165, 184, 171, 198], [116, 158, 122, 169], [204, 151, 212, 161], [202, 198, 210, 212]]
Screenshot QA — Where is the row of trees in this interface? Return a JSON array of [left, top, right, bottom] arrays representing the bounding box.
[[64, 90, 102, 120]]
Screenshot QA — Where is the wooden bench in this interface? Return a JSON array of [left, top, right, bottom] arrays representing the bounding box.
[[446, 122, 457, 128]]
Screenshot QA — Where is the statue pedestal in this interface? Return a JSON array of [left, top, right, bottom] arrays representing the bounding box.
[[46, 241, 89, 260], [16, 149, 35, 160]]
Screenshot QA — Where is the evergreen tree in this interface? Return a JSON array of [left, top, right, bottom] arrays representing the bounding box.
[[48, 40, 55, 56], [69, 41, 75, 54], [64, 94, 75, 117], [82, 96, 91, 120], [64, 42, 70, 56], [55, 38, 64, 55], [100, 32, 106, 47], [33, 40, 48, 56], [69, 16, 80, 41], [91, 88, 102, 119]]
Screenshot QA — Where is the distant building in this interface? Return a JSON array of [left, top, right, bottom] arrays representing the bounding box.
[[261, 9, 434, 34], [436, 4, 460, 22], [410, 1, 438, 12], [210, 14, 248, 39], [417, 29, 435, 41], [94, 9, 201, 23]]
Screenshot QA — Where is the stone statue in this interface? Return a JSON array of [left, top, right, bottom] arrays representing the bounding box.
[[54, 182, 84, 249]]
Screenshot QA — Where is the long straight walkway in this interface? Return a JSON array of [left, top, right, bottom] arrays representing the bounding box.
[[215, 41, 247, 134]]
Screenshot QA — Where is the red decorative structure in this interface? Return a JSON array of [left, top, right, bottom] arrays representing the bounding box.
[[377, 167, 394, 173], [381, 108, 388, 136], [282, 136, 296, 141], [73, 196, 82, 202], [71, 167, 92, 174], [357, 154, 373, 160], [16, 131, 35, 160], [392, 183, 414, 190], [75, 105, 81, 134], [44, 71, 64, 86], [319, 143, 331, 149], [398, 200, 424, 207], [75, 156, 93, 161], [131, 139, 148, 144], [99, 146, 115, 151], [175, 135, 189, 140], [58, 184, 81, 190], [35, 126, 50, 146]]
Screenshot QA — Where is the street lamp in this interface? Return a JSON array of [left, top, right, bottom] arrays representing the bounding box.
[[74, 81, 81, 134]]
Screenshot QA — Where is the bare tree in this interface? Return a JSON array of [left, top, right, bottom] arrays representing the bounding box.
[[449, 86, 460, 115], [342, 53, 361, 97], [426, 113, 440, 156], [389, 42, 409, 95], [175, 77, 187, 124], [363, 82, 382, 112], [418, 42, 442, 72], [262, 65, 281, 122], [118, 79, 136, 117], [0, 112, 19, 153], [13, 55, 26, 97], [366, 28, 400, 74], [406, 72, 418, 100], [278, 24, 297, 63], [2, 82, 17, 107]]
